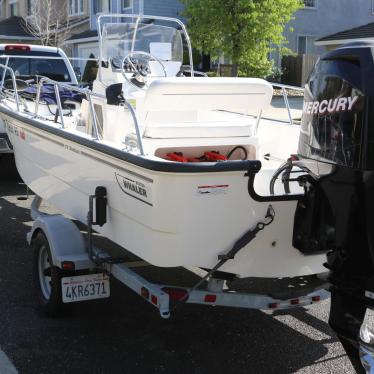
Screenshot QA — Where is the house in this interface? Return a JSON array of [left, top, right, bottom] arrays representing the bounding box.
[[0, 0, 89, 45], [272, 0, 374, 85], [64, 0, 184, 77], [284, 0, 374, 56], [0, 16, 36, 43], [0, 1, 37, 43]]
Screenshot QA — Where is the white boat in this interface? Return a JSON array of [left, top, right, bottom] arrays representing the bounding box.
[[0, 14, 325, 278]]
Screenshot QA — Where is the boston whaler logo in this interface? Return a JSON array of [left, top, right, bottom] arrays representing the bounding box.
[[122, 177, 147, 197], [303, 96, 359, 115], [115, 172, 153, 206]]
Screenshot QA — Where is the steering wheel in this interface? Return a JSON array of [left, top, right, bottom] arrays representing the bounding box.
[[121, 51, 167, 90]]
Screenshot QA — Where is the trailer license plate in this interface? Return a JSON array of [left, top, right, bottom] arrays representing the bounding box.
[[61, 273, 110, 303]]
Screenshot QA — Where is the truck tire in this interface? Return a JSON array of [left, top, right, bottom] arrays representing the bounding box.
[[32, 231, 72, 317]]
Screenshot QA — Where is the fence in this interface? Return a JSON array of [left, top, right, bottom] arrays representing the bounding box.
[[282, 54, 319, 86]]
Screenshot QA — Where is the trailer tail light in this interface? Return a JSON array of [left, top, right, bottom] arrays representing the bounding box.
[[290, 299, 300, 305], [5, 45, 30, 51], [204, 294, 217, 303], [312, 296, 321, 302], [151, 295, 158, 305], [141, 287, 149, 299], [61, 261, 75, 270], [162, 287, 189, 301], [268, 302, 279, 309]]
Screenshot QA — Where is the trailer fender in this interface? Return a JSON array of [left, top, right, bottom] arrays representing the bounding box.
[[27, 214, 92, 270]]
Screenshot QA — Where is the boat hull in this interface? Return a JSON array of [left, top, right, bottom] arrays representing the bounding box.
[[4, 112, 326, 278]]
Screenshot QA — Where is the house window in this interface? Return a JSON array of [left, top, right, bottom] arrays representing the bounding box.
[[93, 0, 110, 13], [69, 0, 84, 15], [304, 0, 317, 9], [122, 0, 133, 12], [298, 35, 315, 54], [9, 0, 18, 16]]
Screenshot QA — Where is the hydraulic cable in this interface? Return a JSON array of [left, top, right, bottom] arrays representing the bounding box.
[[227, 145, 248, 160]]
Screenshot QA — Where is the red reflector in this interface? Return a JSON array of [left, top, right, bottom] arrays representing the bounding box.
[[141, 287, 149, 299], [61, 261, 75, 270], [204, 294, 216, 303], [162, 287, 189, 301], [312, 296, 321, 302], [268, 303, 278, 309], [5, 45, 30, 51], [290, 299, 300, 305], [151, 295, 158, 305]]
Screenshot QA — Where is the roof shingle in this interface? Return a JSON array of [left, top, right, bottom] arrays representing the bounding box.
[[317, 22, 374, 42], [66, 29, 98, 41], [0, 16, 35, 38]]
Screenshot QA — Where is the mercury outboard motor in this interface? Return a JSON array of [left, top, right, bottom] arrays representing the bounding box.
[[293, 42, 374, 373]]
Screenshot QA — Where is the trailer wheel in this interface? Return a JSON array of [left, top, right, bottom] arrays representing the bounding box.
[[32, 232, 71, 317]]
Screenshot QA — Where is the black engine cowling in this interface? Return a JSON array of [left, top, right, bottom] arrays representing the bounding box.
[[293, 42, 374, 372], [294, 42, 374, 292]]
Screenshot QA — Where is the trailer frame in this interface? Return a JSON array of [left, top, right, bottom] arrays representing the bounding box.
[[27, 195, 330, 319]]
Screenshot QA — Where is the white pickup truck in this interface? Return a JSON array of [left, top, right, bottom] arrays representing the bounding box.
[[0, 44, 78, 153]]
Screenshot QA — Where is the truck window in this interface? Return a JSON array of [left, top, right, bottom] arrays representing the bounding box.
[[0, 51, 72, 82]]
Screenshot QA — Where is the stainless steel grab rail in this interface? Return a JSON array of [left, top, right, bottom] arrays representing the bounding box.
[[32, 76, 144, 154], [0, 61, 300, 157], [254, 83, 304, 134], [0, 63, 145, 154], [34, 76, 101, 133], [271, 83, 304, 126], [123, 99, 144, 155], [0, 63, 20, 111], [1, 57, 9, 88]]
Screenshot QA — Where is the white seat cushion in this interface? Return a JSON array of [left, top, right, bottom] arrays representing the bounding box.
[[143, 77, 273, 113], [143, 113, 256, 138], [140, 77, 270, 139]]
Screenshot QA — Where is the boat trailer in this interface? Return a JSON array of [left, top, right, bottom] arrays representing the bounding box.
[[27, 193, 329, 319]]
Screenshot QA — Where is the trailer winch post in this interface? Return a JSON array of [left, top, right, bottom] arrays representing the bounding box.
[[87, 186, 107, 265], [87, 193, 94, 263]]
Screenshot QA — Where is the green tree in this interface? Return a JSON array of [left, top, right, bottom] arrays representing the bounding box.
[[181, 0, 302, 77]]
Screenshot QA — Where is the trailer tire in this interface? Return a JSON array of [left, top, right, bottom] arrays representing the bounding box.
[[32, 231, 72, 317]]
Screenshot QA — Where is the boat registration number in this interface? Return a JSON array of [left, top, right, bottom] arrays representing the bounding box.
[[61, 273, 110, 303]]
